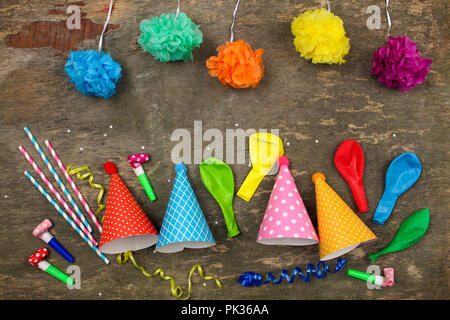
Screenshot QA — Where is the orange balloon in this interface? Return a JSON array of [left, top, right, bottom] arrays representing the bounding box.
[[206, 40, 264, 89]]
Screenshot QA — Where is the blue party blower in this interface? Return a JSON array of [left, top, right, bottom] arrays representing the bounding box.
[[372, 153, 422, 225], [32, 219, 74, 263]]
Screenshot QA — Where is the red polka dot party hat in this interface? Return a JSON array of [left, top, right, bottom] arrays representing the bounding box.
[[257, 156, 319, 246], [99, 162, 158, 254], [312, 173, 377, 261]]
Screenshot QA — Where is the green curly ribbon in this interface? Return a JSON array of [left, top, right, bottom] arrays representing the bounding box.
[[117, 251, 222, 300], [66, 165, 106, 221]]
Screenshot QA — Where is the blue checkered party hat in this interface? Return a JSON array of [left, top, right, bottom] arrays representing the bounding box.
[[156, 163, 215, 253]]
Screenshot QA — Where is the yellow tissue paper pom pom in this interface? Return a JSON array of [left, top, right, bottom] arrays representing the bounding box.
[[291, 8, 350, 65]]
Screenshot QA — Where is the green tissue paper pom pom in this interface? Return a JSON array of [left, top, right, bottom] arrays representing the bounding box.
[[138, 12, 203, 62]]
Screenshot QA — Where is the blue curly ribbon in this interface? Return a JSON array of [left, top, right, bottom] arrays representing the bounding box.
[[238, 257, 347, 287]]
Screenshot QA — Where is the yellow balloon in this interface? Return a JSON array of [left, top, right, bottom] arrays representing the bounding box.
[[237, 133, 284, 202]]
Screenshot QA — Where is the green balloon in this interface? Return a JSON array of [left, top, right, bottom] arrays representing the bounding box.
[[369, 208, 430, 262], [199, 158, 240, 237]]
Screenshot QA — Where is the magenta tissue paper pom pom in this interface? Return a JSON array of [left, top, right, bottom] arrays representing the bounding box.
[[371, 36, 432, 92]]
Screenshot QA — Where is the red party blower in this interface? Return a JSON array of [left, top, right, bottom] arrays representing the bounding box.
[[334, 140, 369, 213]]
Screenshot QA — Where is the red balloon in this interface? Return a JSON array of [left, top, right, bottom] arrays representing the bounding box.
[[334, 140, 369, 213]]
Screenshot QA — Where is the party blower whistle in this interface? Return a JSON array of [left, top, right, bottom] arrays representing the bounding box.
[[128, 153, 156, 202], [347, 268, 395, 287], [33, 219, 74, 263], [27, 247, 74, 285]]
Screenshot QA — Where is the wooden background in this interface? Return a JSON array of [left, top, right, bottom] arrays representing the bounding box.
[[0, 0, 448, 300]]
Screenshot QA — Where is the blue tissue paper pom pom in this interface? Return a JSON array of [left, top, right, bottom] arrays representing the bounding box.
[[65, 50, 122, 99]]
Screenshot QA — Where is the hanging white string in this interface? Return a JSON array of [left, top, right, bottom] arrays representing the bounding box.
[[98, 0, 114, 52], [176, 0, 181, 18], [230, 0, 241, 42], [386, 0, 392, 38], [326, 0, 331, 11]]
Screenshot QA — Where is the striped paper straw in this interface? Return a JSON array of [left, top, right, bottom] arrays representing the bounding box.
[[23, 127, 92, 233], [24, 171, 110, 264], [45, 140, 102, 233], [19, 145, 98, 246]]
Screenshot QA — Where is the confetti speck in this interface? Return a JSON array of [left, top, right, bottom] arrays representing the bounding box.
[[98, 292, 102, 296], [286, 142, 290, 146], [80, 147, 84, 151], [141, 146, 145, 150], [4, 195, 7, 199], [315, 140, 319, 143], [109, 125, 113, 129], [392, 133, 396, 137], [104, 133, 107, 137], [67, 129, 71, 133]]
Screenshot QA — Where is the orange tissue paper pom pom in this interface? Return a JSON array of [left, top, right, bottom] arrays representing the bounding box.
[[206, 40, 264, 89]]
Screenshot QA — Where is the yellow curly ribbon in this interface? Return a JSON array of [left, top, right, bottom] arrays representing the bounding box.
[[117, 251, 222, 300], [66, 165, 107, 221]]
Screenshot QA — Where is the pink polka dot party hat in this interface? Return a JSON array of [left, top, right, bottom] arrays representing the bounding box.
[[312, 173, 377, 261], [257, 156, 319, 246], [99, 162, 158, 254]]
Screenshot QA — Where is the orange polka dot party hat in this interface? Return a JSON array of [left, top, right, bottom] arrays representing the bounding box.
[[312, 173, 376, 261], [99, 162, 158, 254]]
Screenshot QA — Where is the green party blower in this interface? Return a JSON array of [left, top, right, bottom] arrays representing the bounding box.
[[369, 208, 430, 262], [347, 269, 386, 286], [27, 247, 74, 285], [128, 153, 156, 202], [200, 158, 240, 237]]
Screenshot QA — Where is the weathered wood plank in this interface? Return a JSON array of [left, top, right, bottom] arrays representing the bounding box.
[[0, 0, 448, 300]]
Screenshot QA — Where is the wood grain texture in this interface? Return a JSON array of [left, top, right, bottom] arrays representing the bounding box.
[[0, 0, 448, 300]]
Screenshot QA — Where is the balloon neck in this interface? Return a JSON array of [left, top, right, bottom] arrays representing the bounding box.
[[348, 179, 369, 213], [368, 253, 379, 263], [372, 192, 397, 225], [236, 168, 266, 202], [220, 200, 240, 238]]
